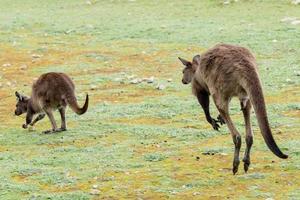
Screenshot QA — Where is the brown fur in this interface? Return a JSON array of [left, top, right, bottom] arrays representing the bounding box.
[[179, 43, 288, 174], [15, 72, 89, 134]]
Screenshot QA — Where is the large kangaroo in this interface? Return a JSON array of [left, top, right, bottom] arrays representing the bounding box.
[[179, 44, 288, 174], [15, 72, 89, 134]]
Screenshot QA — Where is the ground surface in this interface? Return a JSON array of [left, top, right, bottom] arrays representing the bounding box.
[[0, 0, 299, 199]]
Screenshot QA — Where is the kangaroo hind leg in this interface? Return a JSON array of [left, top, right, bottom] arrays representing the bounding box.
[[213, 94, 241, 175], [241, 98, 253, 173]]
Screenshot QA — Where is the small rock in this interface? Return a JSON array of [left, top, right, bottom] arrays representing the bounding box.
[[143, 76, 154, 83], [86, 0, 92, 5], [286, 78, 293, 83], [31, 54, 42, 58], [193, 192, 201, 196], [295, 71, 300, 76], [292, 0, 300, 5], [130, 78, 142, 84], [20, 64, 27, 70], [156, 84, 166, 90], [6, 81, 12, 86], [265, 198, 274, 200], [2, 63, 11, 67], [89, 189, 100, 195], [92, 185, 98, 189], [65, 29, 74, 34], [114, 77, 124, 82], [223, 0, 231, 5], [90, 85, 97, 90], [126, 75, 136, 79], [167, 78, 172, 82], [272, 39, 278, 43], [280, 17, 297, 23], [291, 20, 300, 25]]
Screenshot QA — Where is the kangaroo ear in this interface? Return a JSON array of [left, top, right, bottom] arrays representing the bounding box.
[[15, 91, 23, 101], [178, 57, 192, 67], [192, 55, 201, 65]]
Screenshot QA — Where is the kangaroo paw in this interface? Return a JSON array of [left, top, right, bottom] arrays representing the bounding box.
[[243, 158, 250, 173], [232, 160, 240, 175], [217, 115, 226, 125], [211, 119, 221, 131]]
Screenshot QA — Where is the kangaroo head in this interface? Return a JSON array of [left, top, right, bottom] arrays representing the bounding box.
[[15, 91, 29, 116], [178, 55, 200, 84]]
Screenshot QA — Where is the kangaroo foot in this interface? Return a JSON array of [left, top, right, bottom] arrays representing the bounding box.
[[57, 127, 67, 132], [243, 158, 250, 173], [232, 159, 240, 175]]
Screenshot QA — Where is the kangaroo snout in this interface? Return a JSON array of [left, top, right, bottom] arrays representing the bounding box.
[[182, 79, 188, 84]]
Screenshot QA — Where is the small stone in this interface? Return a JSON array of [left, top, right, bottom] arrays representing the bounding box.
[[130, 79, 141, 84], [2, 63, 11, 67], [280, 17, 297, 23], [272, 39, 278, 43], [65, 29, 74, 34], [114, 77, 124, 82], [6, 81, 12, 86], [295, 71, 300, 76], [89, 189, 100, 195], [265, 198, 274, 200], [292, 0, 300, 5], [86, 0, 92, 5], [167, 78, 172, 82], [223, 0, 230, 5], [144, 76, 154, 83], [156, 84, 166, 90], [291, 20, 300, 25], [90, 85, 97, 90], [286, 78, 293, 83], [31, 54, 42, 58], [20, 64, 27, 70], [193, 192, 201, 196], [92, 185, 98, 189]]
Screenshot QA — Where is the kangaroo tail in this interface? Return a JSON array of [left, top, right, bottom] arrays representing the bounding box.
[[67, 94, 89, 115], [244, 72, 288, 159]]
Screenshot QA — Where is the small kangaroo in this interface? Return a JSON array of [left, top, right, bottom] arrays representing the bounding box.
[[179, 43, 288, 174], [15, 72, 89, 134]]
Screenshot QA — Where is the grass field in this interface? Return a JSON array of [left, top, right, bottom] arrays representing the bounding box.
[[0, 0, 299, 199]]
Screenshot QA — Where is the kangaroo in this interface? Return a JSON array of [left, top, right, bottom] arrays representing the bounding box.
[[14, 72, 89, 134], [179, 43, 288, 174]]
